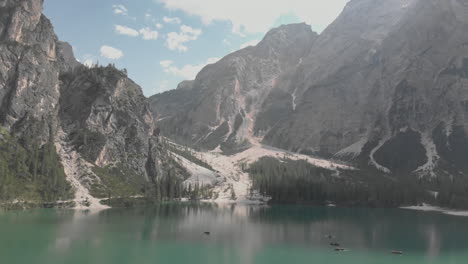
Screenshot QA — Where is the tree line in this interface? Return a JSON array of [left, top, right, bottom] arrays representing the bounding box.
[[0, 128, 72, 202], [247, 157, 435, 207]]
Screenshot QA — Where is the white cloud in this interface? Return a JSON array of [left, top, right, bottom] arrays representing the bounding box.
[[240, 39, 260, 49], [163, 16, 182, 24], [139, 28, 159, 40], [180, 25, 202, 35], [115, 25, 139, 37], [166, 25, 202, 52], [157, 0, 349, 34], [160, 60, 174, 68], [156, 23, 164, 29], [114, 25, 159, 40], [160, 57, 220, 80], [100, 45, 124, 60], [112, 4, 128, 16]]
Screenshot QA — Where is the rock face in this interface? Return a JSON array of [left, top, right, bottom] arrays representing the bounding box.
[[265, 0, 468, 176], [59, 67, 156, 178], [0, 0, 185, 205], [0, 0, 62, 143], [263, 0, 421, 156], [150, 0, 468, 176], [149, 23, 318, 153]]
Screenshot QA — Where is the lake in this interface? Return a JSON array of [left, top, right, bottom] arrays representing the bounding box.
[[1, 203, 468, 264]]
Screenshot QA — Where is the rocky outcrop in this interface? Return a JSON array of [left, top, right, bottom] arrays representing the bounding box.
[[58, 65, 179, 182]]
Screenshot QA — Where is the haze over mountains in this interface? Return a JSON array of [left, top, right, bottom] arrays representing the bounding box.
[[2, 0, 468, 208]]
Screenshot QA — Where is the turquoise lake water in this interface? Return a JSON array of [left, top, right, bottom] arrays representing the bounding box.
[[1, 203, 468, 264]]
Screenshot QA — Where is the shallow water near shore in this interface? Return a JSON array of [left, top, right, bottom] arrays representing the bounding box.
[[1, 203, 468, 264]]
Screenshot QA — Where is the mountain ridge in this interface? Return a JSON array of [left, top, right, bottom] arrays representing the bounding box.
[[150, 0, 468, 180], [149, 22, 318, 153], [2, 0, 468, 209]]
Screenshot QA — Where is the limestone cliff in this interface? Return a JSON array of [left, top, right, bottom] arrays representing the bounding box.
[[0, 0, 186, 207]]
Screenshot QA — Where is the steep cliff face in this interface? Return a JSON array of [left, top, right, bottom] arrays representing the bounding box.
[[265, 0, 468, 176], [0, 0, 63, 144], [149, 23, 318, 153], [262, 0, 420, 156], [56, 65, 188, 205], [59, 67, 156, 177], [0, 0, 186, 206]]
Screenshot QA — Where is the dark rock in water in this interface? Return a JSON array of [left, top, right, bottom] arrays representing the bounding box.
[[334, 248, 347, 252], [330, 242, 341, 247], [204, 232, 211, 236]]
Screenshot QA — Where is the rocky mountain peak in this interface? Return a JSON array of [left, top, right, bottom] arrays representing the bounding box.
[[176, 80, 194, 90], [259, 23, 316, 49], [150, 23, 318, 152]]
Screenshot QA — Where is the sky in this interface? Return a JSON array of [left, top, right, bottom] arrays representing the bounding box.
[[43, 0, 349, 97]]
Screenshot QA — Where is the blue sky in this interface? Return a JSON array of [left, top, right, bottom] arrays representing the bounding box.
[[44, 0, 349, 97]]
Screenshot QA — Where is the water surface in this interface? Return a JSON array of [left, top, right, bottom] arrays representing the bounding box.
[[1, 203, 468, 264]]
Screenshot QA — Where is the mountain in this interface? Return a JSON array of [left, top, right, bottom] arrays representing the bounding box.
[[3, 0, 468, 208], [0, 0, 346, 207], [150, 0, 468, 179], [0, 0, 187, 208], [265, 0, 468, 179], [149, 23, 318, 153]]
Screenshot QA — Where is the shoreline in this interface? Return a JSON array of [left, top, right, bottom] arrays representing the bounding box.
[[4, 198, 468, 218], [401, 203, 468, 217]]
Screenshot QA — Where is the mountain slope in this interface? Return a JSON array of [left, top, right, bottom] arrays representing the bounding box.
[[265, 0, 468, 177], [0, 0, 187, 208], [149, 23, 318, 153], [150, 0, 468, 180]]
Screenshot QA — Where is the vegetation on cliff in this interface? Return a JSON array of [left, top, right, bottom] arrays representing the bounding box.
[[0, 127, 72, 202]]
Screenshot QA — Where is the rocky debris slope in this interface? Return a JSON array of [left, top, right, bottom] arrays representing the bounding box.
[[167, 139, 353, 203]]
